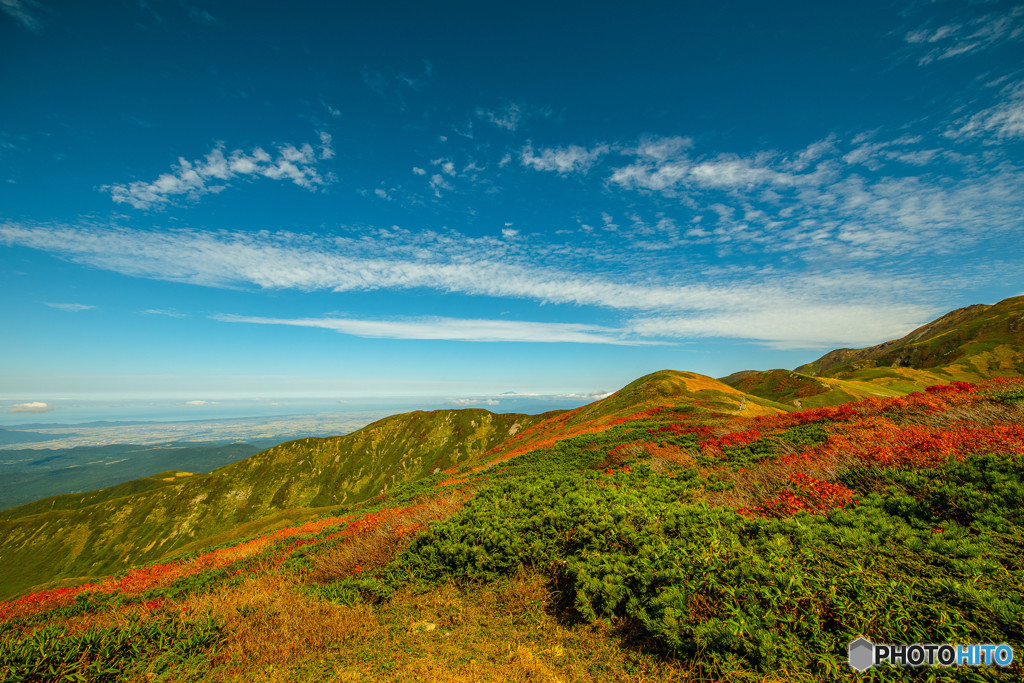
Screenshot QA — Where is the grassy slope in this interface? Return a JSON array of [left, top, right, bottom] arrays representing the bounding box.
[[725, 295, 1024, 407], [0, 409, 543, 600], [795, 295, 1024, 381], [584, 370, 787, 419]]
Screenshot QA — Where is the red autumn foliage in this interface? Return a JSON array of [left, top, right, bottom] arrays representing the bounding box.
[[789, 419, 1024, 469], [924, 381, 977, 394], [700, 429, 763, 452], [606, 406, 668, 426], [739, 473, 858, 517], [650, 423, 714, 438]]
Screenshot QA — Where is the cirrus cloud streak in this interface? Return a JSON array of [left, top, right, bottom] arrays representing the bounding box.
[[0, 220, 941, 348], [214, 314, 662, 346]]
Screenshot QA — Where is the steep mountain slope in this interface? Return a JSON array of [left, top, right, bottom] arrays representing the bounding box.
[[796, 295, 1024, 381], [0, 409, 541, 600]]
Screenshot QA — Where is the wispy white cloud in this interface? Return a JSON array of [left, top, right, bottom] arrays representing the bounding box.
[[141, 308, 186, 317], [1, 0, 48, 33], [318, 132, 335, 160], [323, 101, 341, 118], [629, 302, 931, 349], [101, 136, 333, 209], [610, 149, 826, 193], [183, 400, 219, 406], [604, 132, 1024, 263], [905, 5, 1024, 65], [475, 102, 551, 132], [445, 397, 500, 406], [428, 173, 452, 197], [8, 401, 54, 413], [444, 390, 612, 407], [476, 102, 526, 131], [841, 135, 941, 169], [628, 136, 694, 161], [520, 144, 609, 175], [947, 80, 1024, 140], [414, 155, 489, 197], [0, 222, 810, 313], [44, 302, 94, 312], [214, 313, 659, 345], [1, 220, 953, 349]]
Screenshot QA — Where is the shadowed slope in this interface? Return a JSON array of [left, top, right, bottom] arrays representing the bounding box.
[[719, 369, 906, 408]]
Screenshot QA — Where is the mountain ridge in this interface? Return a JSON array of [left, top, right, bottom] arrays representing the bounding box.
[[0, 408, 543, 599], [796, 295, 1024, 379], [2, 295, 1023, 601], [719, 296, 1024, 407], [3, 297, 1024, 680]]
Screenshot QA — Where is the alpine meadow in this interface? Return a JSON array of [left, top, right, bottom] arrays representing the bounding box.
[[2, 1, 1024, 681]]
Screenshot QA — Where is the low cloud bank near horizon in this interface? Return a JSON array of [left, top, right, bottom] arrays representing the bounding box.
[[8, 401, 55, 413]]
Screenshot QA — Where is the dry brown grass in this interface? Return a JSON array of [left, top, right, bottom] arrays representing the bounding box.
[[310, 494, 462, 582], [141, 567, 713, 682], [173, 570, 376, 681], [11, 564, 827, 683], [296, 570, 702, 682], [911, 398, 1024, 428]]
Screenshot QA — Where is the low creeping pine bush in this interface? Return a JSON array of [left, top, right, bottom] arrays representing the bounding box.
[[372, 451, 1024, 679]]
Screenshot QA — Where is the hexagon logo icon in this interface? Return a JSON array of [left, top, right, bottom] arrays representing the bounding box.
[[849, 637, 875, 671]]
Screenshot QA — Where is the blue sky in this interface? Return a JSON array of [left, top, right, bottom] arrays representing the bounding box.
[[2, 0, 1023, 421]]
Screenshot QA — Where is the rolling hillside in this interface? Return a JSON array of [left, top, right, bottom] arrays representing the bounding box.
[[720, 295, 1024, 406], [5, 289, 1024, 601], [718, 369, 905, 409], [0, 370, 775, 600], [796, 295, 1024, 382], [3, 297, 1024, 681], [0, 409, 543, 600], [2, 375, 1022, 681], [467, 370, 788, 472]]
